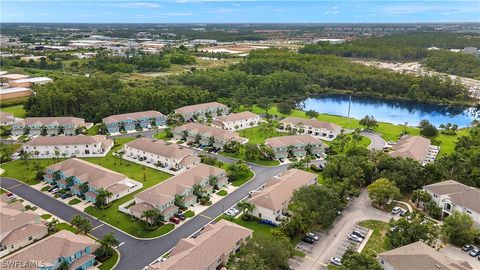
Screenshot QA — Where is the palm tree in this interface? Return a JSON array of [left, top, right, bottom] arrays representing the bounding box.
[[174, 194, 185, 207], [65, 176, 75, 188], [194, 134, 202, 144], [52, 170, 62, 184], [141, 209, 162, 226], [209, 176, 218, 189], [46, 218, 59, 234], [54, 149, 61, 162], [57, 125, 65, 135], [182, 130, 189, 140], [208, 136, 215, 147], [193, 184, 203, 197], [40, 125, 48, 136], [237, 201, 255, 220], [20, 151, 32, 169], [79, 182, 89, 194], [95, 188, 113, 208], [304, 144, 313, 156], [95, 232, 120, 260], [287, 145, 295, 158]]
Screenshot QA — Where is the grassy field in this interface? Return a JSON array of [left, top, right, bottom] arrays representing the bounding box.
[[220, 150, 280, 166], [359, 220, 391, 254], [153, 130, 171, 140], [238, 126, 288, 145], [0, 104, 27, 118], [219, 214, 274, 238], [56, 222, 77, 233]]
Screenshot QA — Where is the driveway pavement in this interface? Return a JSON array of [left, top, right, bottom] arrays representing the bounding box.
[[360, 131, 386, 151], [439, 244, 480, 268], [296, 190, 391, 270]]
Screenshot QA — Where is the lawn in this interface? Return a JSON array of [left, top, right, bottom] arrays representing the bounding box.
[[153, 130, 171, 140], [230, 169, 255, 187], [184, 210, 195, 218], [86, 125, 99, 135], [41, 214, 52, 220], [238, 126, 288, 145], [99, 249, 120, 270], [0, 104, 27, 118], [220, 150, 280, 167], [56, 222, 77, 233], [219, 214, 274, 238], [326, 134, 371, 154], [359, 220, 391, 254], [216, 190, 228, 196], [68, 198, 81, 205]]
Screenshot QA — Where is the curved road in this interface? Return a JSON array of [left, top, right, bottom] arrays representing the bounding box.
[[0, 158, 288, 270], [360, 131, 386, 151]]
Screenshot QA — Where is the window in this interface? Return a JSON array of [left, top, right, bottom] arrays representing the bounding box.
[[28, 236, 33, 241], [467, 210, 472, 214]]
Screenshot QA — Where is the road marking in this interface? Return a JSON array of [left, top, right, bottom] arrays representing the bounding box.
[[115, 242, 125, 248], [8, 183, 23, 189], [305, 256, 315, 261], [91, 224, 104, 231], [199, 214, 212, 220]]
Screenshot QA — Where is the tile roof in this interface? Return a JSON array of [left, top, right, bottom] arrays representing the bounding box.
[[2, 224, 47, 246], [126, 138, 195, 159], [102, 110, 165, 124], [0, 74, 29, 80], [265, 134, 325, 148], [248, 169, 317, 211], [424, 180, 480, 213], [280, 117, 341, 132], [148, 220, 253, 270], [1, 208, 40, 235], [175, 123, 241, 141], [174, 102, 228, 114], [15, 117, 85, 127], [378, 241, 473, 270], [214, 111, 259, 123], [0, 111, 14, 121], [390, 135, 431, 161], [26, 135, 109, 146]]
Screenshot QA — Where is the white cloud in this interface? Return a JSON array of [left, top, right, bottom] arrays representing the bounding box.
[[107, 2, 161, 8]]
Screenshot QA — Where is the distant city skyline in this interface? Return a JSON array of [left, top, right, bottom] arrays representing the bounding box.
[[1, 0, 479, 23]]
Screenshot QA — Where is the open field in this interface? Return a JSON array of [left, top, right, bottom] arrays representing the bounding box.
[[359, 220, 391, 254], [0, 104, 27, 118]]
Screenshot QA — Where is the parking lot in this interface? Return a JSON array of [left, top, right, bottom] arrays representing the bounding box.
[[439, 244, 480, 268]]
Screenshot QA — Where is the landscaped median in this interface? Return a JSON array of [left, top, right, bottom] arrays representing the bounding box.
[[358, 220, 391, 254]]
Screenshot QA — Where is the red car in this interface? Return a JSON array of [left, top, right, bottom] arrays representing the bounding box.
[[169, 217, 180, 224]]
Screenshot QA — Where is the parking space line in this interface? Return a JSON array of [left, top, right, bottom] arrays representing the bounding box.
[[7, 183, 23, 189], [91, 224, 104, 231], [199, 214, 212, 220]]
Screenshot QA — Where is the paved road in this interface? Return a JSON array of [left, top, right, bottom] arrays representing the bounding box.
[[296, 190, 391, 270], [0, 160, 288, 270], [360, 131, 386, 151]]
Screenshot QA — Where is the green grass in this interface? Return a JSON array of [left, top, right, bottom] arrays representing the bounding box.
[[216, 190, 228, 196], [220, 214, 273, 238], [230, 170, 255, 187], [41, 214, 52, 220], [153, 130, 171, 140], [87, 125, 99, 135], [68, 198, 81, 205], [56, 222, 77, 233], [98, 249, 119, 270], [41, 186, 50, 192], [219, 151, 280, 166], [238, 126, 288, 145], [184, 210, 195, 218], [327, 134, 371, 154], [359, 220, 391, 254], [0, 104, 27, 118], [0, 189, 6, 194]]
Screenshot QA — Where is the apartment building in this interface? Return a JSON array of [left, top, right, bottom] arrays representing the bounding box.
[[0, 87, 32, 101], [279, 117, 342, 141], [148, 220, 253, 270], [248, 169, 318, 223], [211, 111, 261, 131], [1, 230, 100, 270], [23, 135, 113, 158], [423, 180, 480, 227], [123, 138, 200, 172], [102, 110, 167, 134], [389, 135, 439, 165], [44, 158, 142, 204], [130, 164, 227, 221], [0, 112, 15, 126], [12, 117, 86, 137], [10, 77, 53, 88], [0, 209, 48, 257], [173, 123, 247, 148], [174, 102, 229, 121], [265, 134, 326, 159]]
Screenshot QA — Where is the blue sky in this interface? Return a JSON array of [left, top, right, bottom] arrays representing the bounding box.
[[1, 0, 479, 23]]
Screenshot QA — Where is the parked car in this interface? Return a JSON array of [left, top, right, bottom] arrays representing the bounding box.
[[315, 153, 321, 158], [248, 190, 257, 197], [51, 188, 60, 194], [279, 158, 285, 163], [169, 217, 181, 224], [330, 257, 342, 266], [306, 232, 319, 241], [174, 213, 186, 220], [462, 244, 474, 252], [399, 208, 408, 216], [391, 206, 401, 214], [225, 209, 236, 216], [301, 236, 315, 244], [6, 192, 16, 200], [61, 193, 71, 199], [348, 234, 363, 243], [352, 229, 366, 238], [48, 185, 57, 192], [469, 248, 480, 257]]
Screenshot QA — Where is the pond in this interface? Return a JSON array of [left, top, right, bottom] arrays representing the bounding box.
[[302, 95, 479, 128]]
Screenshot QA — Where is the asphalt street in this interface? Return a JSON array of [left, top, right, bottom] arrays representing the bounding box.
[[360, 131, 387, 151]]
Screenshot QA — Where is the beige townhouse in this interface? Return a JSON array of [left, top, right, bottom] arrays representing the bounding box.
[[174, 102, 229, 121], [211, 111, 261, 131], [23, 135, 113, 158], [280, 117, 342, 141], [173, 122, 247, 148], [390, 135, 439, 165], [265, 134, 326, 159]]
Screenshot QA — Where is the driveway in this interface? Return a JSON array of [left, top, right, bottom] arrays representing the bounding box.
[[439, 244, 480, 268], [360, 131, 386, 151], [296, 190, 391, 270]]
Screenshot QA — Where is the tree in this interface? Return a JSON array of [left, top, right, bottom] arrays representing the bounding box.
[[65, 176, 75, 187], [193, 184, 203, 197], [79, 182, 89, 194], [223, 140, 240, 153], [57, 125, 65, 135], [40, 125, 48, 136], [20, 151, 32, 169], [442, 211, 478, 245], [387, 212, 440, 248], [237, 201, 255, 220], [174, 194, 185, 207], [227, 162, 250, 181], [244, 143, 260, 160], [95, 232, 120, 261], [339, 248, 382, 270], [367, 178, 401, 207], [52, 170, 62, 183], [257, 97, 272, 115], [277, 101, 295, 116], [411, 189, 432, 207], [359, 115, 378, 130], [208, 176, 218, 188], [305, 110, 319, 119], [141, 208, 163, 227], [46, 218, 59, 234], [208, 136, 215, 147], [95, 188, 113, 208], [419, 120, 438, 138], [71, 215, 92, 235]]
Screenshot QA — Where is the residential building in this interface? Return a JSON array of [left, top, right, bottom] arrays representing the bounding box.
[[279, 116, 342, 141], [173, 123, 247, 148], [130, 164, 227, 221], [0, 208, 48, 257], [10, 77, 53, 88], [12, 117, 86, 137], [390, 135, 439, 165], [44, 158, 142, 204], [211, 111, 261, 131], [148, 220, 253, 270], [248, 169, 317, 223], [423, 180, 480, 226], [1, 230, 100, 270], [124, 138, 200, 172], [174, 102, 229, 121], [377, 241, 473, 270], [102, 110, 166, 134], [265, 134, 326, 159], [0, 87, 32, 101], [0, 112, 15, 126], [23, 135, 113, 158], [0, 73, 29, 83]]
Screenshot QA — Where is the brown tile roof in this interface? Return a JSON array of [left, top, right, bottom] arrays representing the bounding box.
[[149, 220, 253, 270], [280, 117, 341, 132], [378, 241, 473, 270], [0, 111, 14, 121], [174, 102, 228, 114], [2, 223, 47, 246], [102, 110, 165, 124], [26, 135, 109, 146], [129, 202, 154, 217], [214, 111, 259, 123], [390, 135, 431, 161], [266, 134, 325, 148], [1, 230, 100, 270], [175, 123, 241, 141], [106, 183, 129, 194], [0, 74, 29, 80], [15, 117, 85, 127], [126, 138, 195, 159], [1, 208, 39, 235], [46, 158, 127, 189], [424, 180, 480, 213], [248, 169, 317, 211]]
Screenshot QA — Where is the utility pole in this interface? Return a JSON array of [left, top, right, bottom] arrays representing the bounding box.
[[347, 95, 352, 118]]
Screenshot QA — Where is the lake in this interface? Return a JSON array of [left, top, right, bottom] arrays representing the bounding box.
[[302, 95, 479, 128]]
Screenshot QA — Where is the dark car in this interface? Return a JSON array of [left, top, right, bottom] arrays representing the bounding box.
[[352, 229, 366, 238], [399, 209, 409, 216], [301, 236, 315, 244], [61, 193, 72, 199], [463, 244, 474, 252], [279, 158, 285, 163], [169, 217, 181, 224], [174, 213, 186, 220]]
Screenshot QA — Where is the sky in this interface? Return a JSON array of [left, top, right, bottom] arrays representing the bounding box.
[[1, 0, 479, 23]]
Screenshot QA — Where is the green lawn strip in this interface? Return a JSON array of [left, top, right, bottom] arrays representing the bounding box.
[[216, 190, 228, 196], [56, 222, 77, 233], [153, 130, 170, 140], [0, 104, 27, 118], [87, 125, 99, 135], [183, 210, 195, 218], [41, 214, 52, 220], [98, 248, 119, 270], [219, 151, 280, 167], [41, 186, 50, 192], [358, 220, 391, 254], [220, 214, 273, 238], [0, 189, 6, 194], [68, 198, 81, 205], [230, 170, 255, 187], [238, 126, 288, 145]]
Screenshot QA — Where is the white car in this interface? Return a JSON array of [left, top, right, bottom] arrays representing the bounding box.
[[391, 206, 401, 214], [229, 207, 240, 215], [225, 210, 236, 216], [248, 190, 257, 197], [306, 232, 319, 241], [330, 257, 342, 266], [348, 233, 363, 243]]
